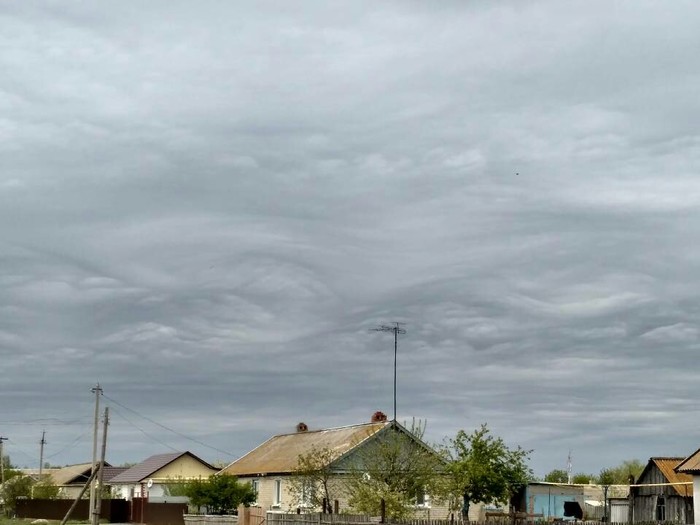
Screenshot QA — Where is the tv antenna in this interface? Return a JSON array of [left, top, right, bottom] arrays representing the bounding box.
[[371, 322, 407, 423]]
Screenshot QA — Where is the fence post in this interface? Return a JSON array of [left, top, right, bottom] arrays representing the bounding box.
[[380, 499, 386, 524]]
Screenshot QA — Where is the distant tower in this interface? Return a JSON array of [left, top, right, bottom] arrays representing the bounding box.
[[567, 450, 573, 484]]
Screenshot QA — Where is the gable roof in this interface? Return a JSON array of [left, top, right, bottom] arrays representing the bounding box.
[[102, 466, 130, 482], [675, 448, 700, 476], [222, 421, 390, 476], [50, 462, 112, 486], [109, 451, 215, 484], [639, 457, 693, 497]]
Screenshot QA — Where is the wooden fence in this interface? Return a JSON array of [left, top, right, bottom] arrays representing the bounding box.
[[266, 513, 378, 525]]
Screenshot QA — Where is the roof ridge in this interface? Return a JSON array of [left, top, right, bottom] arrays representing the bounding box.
[[273, 421, 386, 438]]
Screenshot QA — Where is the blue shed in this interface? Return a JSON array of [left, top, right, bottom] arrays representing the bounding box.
[[519, 482, 585, 520]]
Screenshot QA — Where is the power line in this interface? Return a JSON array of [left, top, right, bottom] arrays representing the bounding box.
[[109, 407, 180, 453], [45, 428, 92, 459], [103, 393, 235, 457]]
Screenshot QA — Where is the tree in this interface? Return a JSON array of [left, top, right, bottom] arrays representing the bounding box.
[[599, 459, 644, 484], [598, 468, 616, 522], [184, 474, 256, 514], [288, 446, 340, 512], [33, 477, 59, 499], [163, 476, 191, 497], [544, 469, 568, 483], [345, 420, 444, 519], [441, 424, 532, 518], [572, 473, 594, 484], [1, 474, 33, 515]]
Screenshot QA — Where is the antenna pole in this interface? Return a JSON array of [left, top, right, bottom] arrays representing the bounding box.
[[371, 322, 407, 423]]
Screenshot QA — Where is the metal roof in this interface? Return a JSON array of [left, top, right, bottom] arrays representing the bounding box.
[[109, 451, 214, 484], [221, 422, 389, 476], [643, 457, 693, 497], [675, 448, 700, 476]]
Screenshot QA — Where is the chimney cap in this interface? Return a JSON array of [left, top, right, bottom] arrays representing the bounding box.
[[296, 422, 309, 432]]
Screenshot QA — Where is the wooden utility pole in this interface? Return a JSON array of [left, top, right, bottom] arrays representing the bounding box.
[[39, 430, 47, 479], [89, 383, 103, 520], [60, 467, 100, 525], [92, 407, 109, 525], [0, 436, 7, 484]]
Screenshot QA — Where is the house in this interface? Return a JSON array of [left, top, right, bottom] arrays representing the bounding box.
[[219, 412, 450, 518], [675, 448, 700, 525], [109, 451, 218, 501], [44, 462, 128, 499], [632, 457, 693, 524]]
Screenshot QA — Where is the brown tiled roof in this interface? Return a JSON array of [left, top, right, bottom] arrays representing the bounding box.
[[110, 452, 214, 484], [102, 466, 129, 482], [676, 448, 700, 476], [221, 422, 389, 476], [650, 458, 693, 497]]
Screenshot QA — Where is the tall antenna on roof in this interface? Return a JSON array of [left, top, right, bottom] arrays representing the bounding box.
[[371, 322, 407, 424], [567, 449, 573, 484]]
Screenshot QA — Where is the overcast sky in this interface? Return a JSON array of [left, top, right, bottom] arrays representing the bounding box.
[[1, 0, 699, 478]]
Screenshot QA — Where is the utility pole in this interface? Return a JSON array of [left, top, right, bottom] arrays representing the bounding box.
[[89, 383, 103, 520], [0, 436, 7, 484], [39, 430, 47, 479], [371, 322, 407, 423], [92, 407, 109, 525]]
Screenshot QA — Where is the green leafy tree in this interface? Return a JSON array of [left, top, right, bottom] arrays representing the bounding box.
[[599, 459, 644, 484], [185, 474, 256, 514], [33, 477, 60, 499], [288, 446, 341, 513], [1, 474, 33, 515], [345, 420, 443, 519], [598, 469, 616, 486], [544, 469, 568, 483], [163, 476, 191, 497], [572, 473, 594, 484], [441, 424, 532, 518]]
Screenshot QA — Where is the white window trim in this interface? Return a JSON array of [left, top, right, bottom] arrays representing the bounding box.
[[272, 479, 282, 508], [414, 491, 431, 508], [250, 479, 259, 505]]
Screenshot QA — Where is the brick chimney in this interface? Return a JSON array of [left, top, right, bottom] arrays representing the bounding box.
[[296, 422, 309, 432], [371, 411, 388, 423]]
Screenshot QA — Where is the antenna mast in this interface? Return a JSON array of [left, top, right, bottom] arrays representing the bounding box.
[[371, 322, 407, 423], [567, 450, 573, 484]]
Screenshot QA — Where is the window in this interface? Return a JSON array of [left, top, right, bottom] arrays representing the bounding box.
[[273, 479, 282, 507], [413, 487, 430, 508], [250, 480, 259, 504], [656, 496, 665, 521], [300, 480, 315, 507]]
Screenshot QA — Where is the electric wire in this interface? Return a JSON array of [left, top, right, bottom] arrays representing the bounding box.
[[45, 428, 92, 459], [103, 393, 235, 457], [109, 406, 181, 453]]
